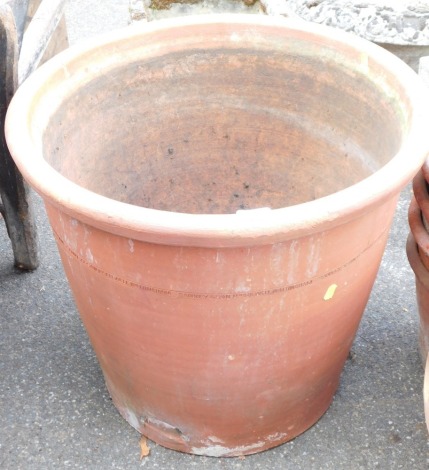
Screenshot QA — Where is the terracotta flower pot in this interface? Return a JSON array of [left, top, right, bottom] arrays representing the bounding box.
[[408, 196, 429, 271], [5, 15, 429, 456], [406, 233, 429, 365]]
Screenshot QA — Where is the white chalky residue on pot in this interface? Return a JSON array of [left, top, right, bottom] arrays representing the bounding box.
[[85, 248, 94, 264], [266, 431, 288, 441], [192, 431, 288, 457], [61, 217, 78, 252], [230, 32, 241, 42], [235, 281, 251, 293], [191, 441, 265, 457], [122, 407, 141, 431], [270, 243, 285, 287], [215, 251, 222, 264], [128, 239, 134, 253], [287, 240, 300, 284], [306, 236, 321, 277]]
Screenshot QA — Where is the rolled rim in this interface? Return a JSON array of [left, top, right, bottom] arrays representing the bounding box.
[[6, 14, 429, 247]]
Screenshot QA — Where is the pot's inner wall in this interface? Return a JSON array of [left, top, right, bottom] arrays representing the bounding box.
[[43, 46, 404, 214]]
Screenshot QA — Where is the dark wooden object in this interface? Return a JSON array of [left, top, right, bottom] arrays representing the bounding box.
[[0, 0, 67, 269]]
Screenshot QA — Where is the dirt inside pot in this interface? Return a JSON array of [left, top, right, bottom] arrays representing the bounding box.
[[43, 46, 404, 214]]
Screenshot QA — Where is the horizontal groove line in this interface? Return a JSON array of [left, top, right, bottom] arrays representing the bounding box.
[[53, 227, 386, 299]]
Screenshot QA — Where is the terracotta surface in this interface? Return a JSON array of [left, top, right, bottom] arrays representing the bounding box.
[[5, 15, 429, 456], [420, 161, 429, 232], [408, 175, 429, 433], [406, 232, 429, 364], [408, 196, 429, 271], [412, 169, 429, 232]]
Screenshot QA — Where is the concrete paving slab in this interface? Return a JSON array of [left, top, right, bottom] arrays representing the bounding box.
[[1, 2, 428, 468]]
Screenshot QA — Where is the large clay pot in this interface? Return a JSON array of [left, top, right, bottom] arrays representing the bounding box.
[[6, 15, 429, 456]]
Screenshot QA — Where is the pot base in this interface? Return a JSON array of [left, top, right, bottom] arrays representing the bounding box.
[[110, 388, 336, 457]]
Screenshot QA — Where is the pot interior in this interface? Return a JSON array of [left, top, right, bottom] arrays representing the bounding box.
[[43, 28, 406, 214]]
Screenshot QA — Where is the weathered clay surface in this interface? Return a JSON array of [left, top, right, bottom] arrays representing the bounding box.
[[6, 15, 429, 456]]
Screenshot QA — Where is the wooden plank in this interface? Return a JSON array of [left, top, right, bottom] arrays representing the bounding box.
[[24, 0, 40, 18], [0, 0, 68, 270], [2, 0, 30, 47], [38, 14, 68, 67], [18, 0, 66, 84], [0, 3, 39, 269], [23, 0, 68, 68]]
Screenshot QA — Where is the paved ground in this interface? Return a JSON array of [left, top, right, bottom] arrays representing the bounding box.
[[1, 1, 428, 468]]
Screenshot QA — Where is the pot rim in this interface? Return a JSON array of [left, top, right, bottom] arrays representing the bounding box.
[[6, 14, 429, 247]]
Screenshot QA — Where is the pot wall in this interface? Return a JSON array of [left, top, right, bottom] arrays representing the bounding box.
[[46, 195, 396, 456]]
